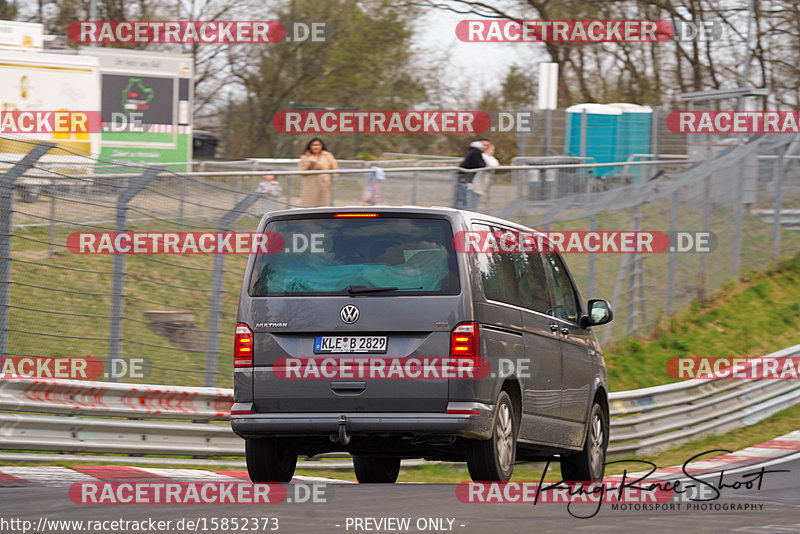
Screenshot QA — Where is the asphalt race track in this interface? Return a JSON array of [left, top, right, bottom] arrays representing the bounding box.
[[0, 452, 797, 534]]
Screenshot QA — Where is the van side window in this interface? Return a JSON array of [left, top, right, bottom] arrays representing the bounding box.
[[544, 253, 579, 322], [513, 252, 551, 314], [472, 224, 518, 305], [471, 225, 551, 314]]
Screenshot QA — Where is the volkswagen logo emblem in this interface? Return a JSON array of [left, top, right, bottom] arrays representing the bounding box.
[[340, 305, 360, 324]]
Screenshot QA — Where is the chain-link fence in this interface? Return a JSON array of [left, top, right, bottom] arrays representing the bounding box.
[[1, 130, 799, 388], [506, 133, 800, 344]]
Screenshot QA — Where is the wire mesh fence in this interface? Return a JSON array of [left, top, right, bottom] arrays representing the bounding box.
[[1, 130, 799, 388]]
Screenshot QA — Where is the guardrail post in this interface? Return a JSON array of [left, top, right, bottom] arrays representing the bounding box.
[[543, 109, 552, 156], [411, 171, 418, 205], [587, 213, 597, 297], [204, 190, 262, 387], [0, 143, 53, 367], [772, 143, 790, 260], [285, 175, 293, 207], [515, 161, 524, 200], [731, 153, 745, 276], [603, 252, 631, 345], [649, 107, 660, 181], [667, 190, 679, 315], [178, 176, 186, 232], [699, 172, 711, 303], [627, 204, 641, 335], [48, 190, 57, 257], [108, 167, 162, 382], [580, 110, 588, 185]]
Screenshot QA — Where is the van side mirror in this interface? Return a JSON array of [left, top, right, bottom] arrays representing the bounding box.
[[581, 299, 613, 328]]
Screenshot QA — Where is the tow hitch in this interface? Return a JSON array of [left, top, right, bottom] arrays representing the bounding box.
[[337, 415, 351, 445]]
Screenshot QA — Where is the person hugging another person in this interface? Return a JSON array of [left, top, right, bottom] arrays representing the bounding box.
[[454, 139, 487, 209], [468, 141, 499, 210], [299, 137, 339, 207]]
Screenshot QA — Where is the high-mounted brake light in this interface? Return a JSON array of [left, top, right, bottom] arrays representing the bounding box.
[[450, 322, 479, 361], [234, 323, 254, 368], [333, 213, 379, 218]]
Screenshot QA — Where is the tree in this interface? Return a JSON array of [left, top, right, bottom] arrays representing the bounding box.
[[223, 0, 427, 158], [502, 65, 536, 110], [413, 0, 800, 107], [0, 0, 17, 20]]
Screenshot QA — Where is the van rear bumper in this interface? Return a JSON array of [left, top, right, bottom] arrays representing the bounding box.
[[230, 402, 493, 440]]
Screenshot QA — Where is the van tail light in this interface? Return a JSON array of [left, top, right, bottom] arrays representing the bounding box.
[[234, 323, 254, 368], [450, 322, 480, 363]]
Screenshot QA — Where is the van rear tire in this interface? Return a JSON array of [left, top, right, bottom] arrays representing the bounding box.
[[245, 438, 297, 483], [560, 402, 608, 482], [465, 391, 517, 481], [353, 456, 401, 483]]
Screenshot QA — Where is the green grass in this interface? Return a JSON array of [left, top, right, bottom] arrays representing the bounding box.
[[606, 253, 800, 390], [9, 219, 255, 387], [9, 192, 800, 390]]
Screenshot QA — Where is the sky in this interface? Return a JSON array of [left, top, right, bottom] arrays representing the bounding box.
[[411, 7, 547, 102]]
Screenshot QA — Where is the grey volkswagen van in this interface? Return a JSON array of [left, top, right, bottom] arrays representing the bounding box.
[[230, 206, 613, 483]]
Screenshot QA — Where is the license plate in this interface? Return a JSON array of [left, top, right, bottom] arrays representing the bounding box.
[[314, 336, 387, 353]]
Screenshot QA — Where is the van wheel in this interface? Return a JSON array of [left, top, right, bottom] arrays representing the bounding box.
[[245, 438, 297, 483], [560, 402, 608, 482], [466, 391, 516, 481], [353, 456, 401, 483]]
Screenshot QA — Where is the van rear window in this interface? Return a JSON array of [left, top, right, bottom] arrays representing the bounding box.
[[248, 217, 460, 296]]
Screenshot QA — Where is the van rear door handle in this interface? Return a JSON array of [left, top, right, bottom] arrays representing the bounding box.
[[331, 382, 366, 396], [331, 381, 366, 390]]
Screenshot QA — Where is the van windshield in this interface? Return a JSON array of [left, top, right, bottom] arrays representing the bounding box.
[[248, 216, 460, 296]]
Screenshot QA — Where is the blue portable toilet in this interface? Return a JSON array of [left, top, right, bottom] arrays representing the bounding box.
[[608, 103, 653, 183], [565, 103, 622, 178]]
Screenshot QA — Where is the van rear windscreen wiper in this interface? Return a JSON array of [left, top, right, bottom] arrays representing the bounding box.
[[345, 285, 423, 294]]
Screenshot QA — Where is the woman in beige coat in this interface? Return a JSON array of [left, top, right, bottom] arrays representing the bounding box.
[[298, 138, 338, 207]]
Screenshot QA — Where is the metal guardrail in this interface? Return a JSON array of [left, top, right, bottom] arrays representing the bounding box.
[[607, 344, 800, 456], [0, 379, 231, 419], [1, 345, 798, 462]]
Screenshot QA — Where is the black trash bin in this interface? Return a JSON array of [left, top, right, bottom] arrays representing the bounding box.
[[193, 130, 219, 159]]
